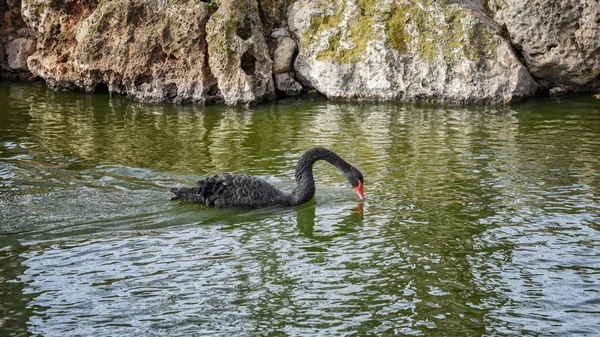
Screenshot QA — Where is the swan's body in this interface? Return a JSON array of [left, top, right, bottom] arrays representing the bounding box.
[[171, 148, 364, 208]]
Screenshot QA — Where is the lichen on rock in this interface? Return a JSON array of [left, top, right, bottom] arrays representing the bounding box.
[[289, 0, 541, 103]]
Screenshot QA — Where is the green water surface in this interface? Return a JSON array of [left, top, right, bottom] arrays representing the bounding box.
[[1, 82, 599, 336]]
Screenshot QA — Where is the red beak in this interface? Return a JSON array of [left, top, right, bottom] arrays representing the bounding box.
[[354, 180, 364, 200]]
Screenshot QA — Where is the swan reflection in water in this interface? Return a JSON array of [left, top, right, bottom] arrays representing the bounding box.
[[295, 201, 364, 238]]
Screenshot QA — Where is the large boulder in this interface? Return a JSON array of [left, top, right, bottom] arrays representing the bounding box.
[[288, 0, 541, 103], [488, 0, 600, 88], [205, 0, 275, 105], [22, 0, 218, 103], [274, 72, 302, 96], [273, 36, 296, 74], [7, 38, 36, 70]]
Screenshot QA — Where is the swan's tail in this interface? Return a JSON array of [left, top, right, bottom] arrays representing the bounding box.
[[170, 186, 205, 204], [171, 177, 218, 205]]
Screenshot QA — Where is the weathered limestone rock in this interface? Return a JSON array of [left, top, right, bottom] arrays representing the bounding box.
[[17, 0, 598, 105], [288, 0, 540, 103], [274, 72, 302, 96], [273, 36, 296, 74], [488, 0, 600, 88], [7, 38, 36, 70], [205, 0, 275, 105], [22, 0, 218, 103]]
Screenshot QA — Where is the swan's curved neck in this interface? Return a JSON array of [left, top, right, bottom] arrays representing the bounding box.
[[289, 148, 352, 206]]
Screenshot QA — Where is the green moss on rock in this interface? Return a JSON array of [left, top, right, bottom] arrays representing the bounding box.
[[463, 21, 497, 63], [302, 0, 498, 64], [389, 3, 498, 63], [304, 0, 385, 63]]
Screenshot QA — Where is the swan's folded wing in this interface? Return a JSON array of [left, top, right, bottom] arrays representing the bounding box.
[[177, 173, 287, 208], [214, 173, 287, 207]]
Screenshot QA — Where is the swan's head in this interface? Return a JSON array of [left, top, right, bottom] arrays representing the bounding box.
[[346, 166, 364, 200]]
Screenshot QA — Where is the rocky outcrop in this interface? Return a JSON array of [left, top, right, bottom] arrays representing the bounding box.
[[288, 0, 541, 103], [205, 0, 275, 105], [19, 0, 278, 105], [21, 0, 219, 103], [488, 0, 600, 89], [8, 0, 600, 104]]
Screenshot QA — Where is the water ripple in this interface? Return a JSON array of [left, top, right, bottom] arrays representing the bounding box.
[[1, 87, 600, 335]]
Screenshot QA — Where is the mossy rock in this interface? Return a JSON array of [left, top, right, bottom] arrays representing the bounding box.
[[299, 0, 498, 64]]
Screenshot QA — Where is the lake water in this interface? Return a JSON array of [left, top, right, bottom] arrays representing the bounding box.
[[1, 81, 599, 336]]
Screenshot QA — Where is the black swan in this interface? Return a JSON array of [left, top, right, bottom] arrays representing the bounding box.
[[171, 148, 364, 208]]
